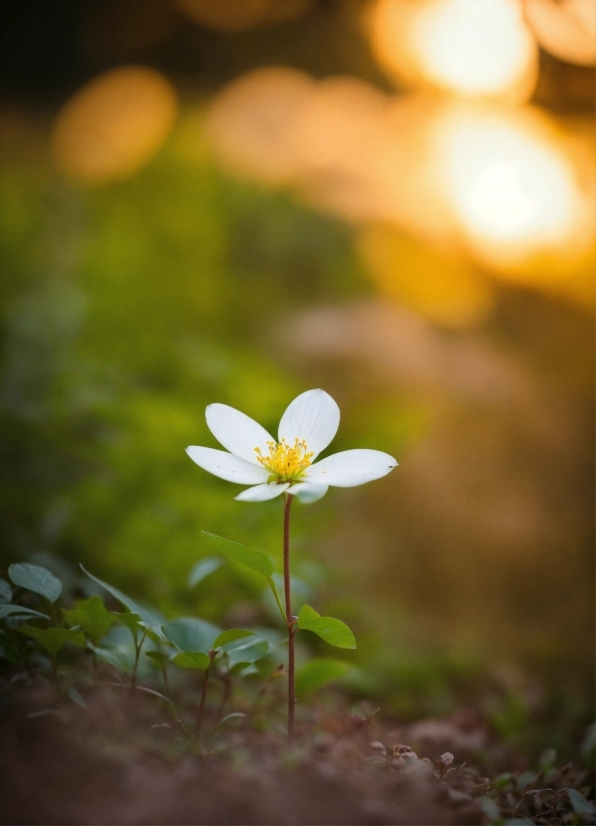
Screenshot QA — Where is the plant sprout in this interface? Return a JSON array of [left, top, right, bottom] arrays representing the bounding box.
[[187, 388, 398, 737]]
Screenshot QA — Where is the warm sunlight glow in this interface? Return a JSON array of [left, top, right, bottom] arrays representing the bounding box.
[[439, 107, 585, 261], [367, 0, 538, 100], [206, 67, 315, 185], [52, 67, 178, 185], [358, 224, 494, 328]]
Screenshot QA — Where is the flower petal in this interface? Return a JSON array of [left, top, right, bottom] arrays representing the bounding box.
[[205, 403, 274, 464], [234, 483, 289, 502], [305, 449, 398, 487], [289, 482, 328, 503], [278, 389, 340, 460], [186, 446, 269, 484]]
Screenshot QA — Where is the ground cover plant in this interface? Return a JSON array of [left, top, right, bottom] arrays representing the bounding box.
[[0, 389, 593, 824]]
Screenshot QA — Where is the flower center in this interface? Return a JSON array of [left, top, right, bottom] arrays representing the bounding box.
[[255, 438, 313, 484]]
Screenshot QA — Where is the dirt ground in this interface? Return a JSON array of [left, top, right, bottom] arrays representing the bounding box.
[[0, 683, 489, 825]]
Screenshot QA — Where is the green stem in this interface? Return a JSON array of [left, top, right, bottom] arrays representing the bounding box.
[[161, 665, 170, 695], [283, 493, 295, 739], [196, 659, 213, 741], [131, 626, 149, 691]]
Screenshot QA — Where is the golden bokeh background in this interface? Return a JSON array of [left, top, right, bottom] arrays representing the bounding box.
[[0, 0, 593, 730]]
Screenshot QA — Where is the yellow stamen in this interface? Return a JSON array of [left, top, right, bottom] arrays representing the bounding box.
[[254, 438, 313, 484]]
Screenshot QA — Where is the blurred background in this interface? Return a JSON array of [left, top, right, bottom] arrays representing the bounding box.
[[0, 0, 593, 748]]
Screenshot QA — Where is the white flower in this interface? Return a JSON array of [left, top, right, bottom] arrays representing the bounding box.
[[186, 389, 398, 503]]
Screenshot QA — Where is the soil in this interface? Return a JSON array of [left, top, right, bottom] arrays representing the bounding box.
[[0, 683, 489, 825]]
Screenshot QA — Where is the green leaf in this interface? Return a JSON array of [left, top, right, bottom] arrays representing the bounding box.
[[0, 578, 12, 603], [492, 773, 513, 789], [207, 712, 246, 744], [0, 604, 50, 620], [477, 797, 501, 821], [538, 747, 557, 772], [79, 565, 164, 633], [228, 661, 252, 676], [172, 651, 210, 670], [567, 788, 596, 815], [266, 576, 287, 624], [213, 629, 254, 649], [515, 771, 538, 791], [0, 639, 22, 665], [297, 604, 320, 624], [89, 642, 133, 676], [226, 640, 269, 664], [114, 611, 143, 644], [67, 686, 88, 709], [297, 605, 356, 649], [62, 595, 116, 646], [9, 563, 62, 603], [295, 658, 351, 698], [145, 650, 170, 668], [161, 617, 220, 654], [187, 557, 223, 589], [202, 532, 273, 577], [18, 626, 86, 657]]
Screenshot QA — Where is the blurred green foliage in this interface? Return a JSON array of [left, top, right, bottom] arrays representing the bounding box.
[[0, 114, 376, 618], [0, 112, 592, 760]]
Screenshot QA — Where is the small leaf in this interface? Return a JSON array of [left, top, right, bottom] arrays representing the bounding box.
[[492, 773, 513, 789], [218, 711, 246, 725], [538, 747, 557, 772], [0, 604, 50, 621], [145, 650, 170, 668], [477, 797, 501, 821], [172, 651, 210, 670], [79, 565, 163, 633], [515, 771, 538, 791], [63, 595, 116, 646], [207, 712, 246, 744], [295, 658, 350, 698], [67, 686, 88, 709], [0, 578, 12, 603], [567, 788, 596, 815], [89, 642, 133, 676], [187, 557, 223, 589], [9, 563, 62, 603], [202, 532, 273, 577], [0, 639, 22, 664], [266, 576, 287, 624], [297, 605, 356, 649], [297, 604, 320, 625], [228, 661, 252, 676], [18, 626, 86, 657], [213, 629, 254, 649], [161, 617, 220, 654], [114, 611, 143, 644], [226, 640, 269, 664], [150, 722, 188, 741]]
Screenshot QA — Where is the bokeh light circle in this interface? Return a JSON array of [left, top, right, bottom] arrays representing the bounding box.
[[52, 66, 178, 185], [367, 0, 538, 101], [206, 66, 315, 185]]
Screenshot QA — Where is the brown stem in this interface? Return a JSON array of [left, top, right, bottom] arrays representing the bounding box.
[[283, 493, 295, 739], [196, 662, 212, 741]]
